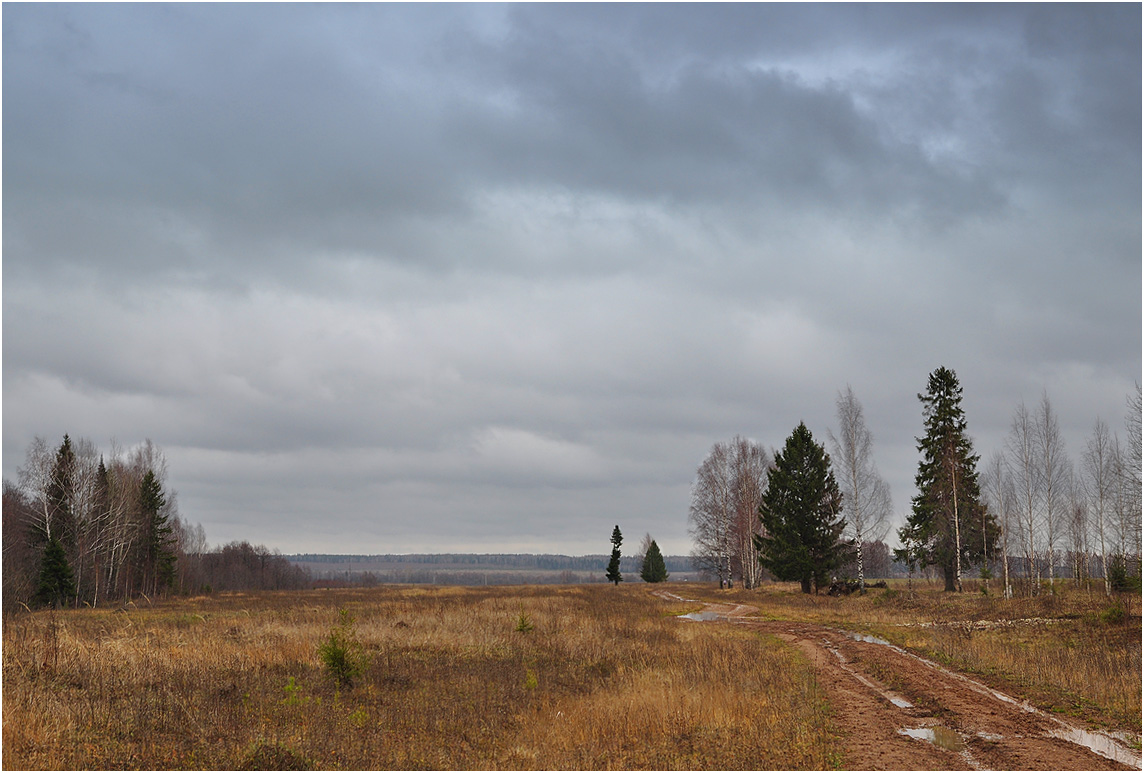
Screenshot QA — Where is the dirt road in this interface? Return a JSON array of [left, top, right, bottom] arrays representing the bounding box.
[[655, 591, 1142, 770]]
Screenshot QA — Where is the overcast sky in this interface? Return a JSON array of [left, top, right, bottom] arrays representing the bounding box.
[[4, 4, 1140, 556]]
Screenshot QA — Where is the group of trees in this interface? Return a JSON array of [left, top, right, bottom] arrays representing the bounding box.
[[603, 526, 669, 584], [3, 434, 310, 609], [3, 435, 182, 608], [982, 385, 1142, 596], [689, 387, 894, 594], [689, 366, 1141, 596]]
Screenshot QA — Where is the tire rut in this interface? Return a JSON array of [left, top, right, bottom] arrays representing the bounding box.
[[654, 591, 1141, 770]]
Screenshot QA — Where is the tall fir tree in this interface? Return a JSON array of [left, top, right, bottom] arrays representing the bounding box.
[[899, 367, 999, 592], [139, 469, 177, 595], [42, 435, 78, 549], [757, 423, 846, 594], [639, 540, 669, 583], [605, 525, 623, 585]]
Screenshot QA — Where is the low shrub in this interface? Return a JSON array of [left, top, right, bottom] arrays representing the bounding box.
[[317, 608, 368, 688]]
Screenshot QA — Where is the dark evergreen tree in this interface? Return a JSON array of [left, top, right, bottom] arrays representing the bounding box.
[[898, 367, 999, 592], [640, 540, 669, 583], [34, 537, 76, 608], [757, 422, 846, 594], [139, 469, 177, 595], [605, 525, 623, 585], [41, 435, 77, 549]]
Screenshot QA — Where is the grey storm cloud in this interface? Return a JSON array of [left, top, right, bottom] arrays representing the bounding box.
[[3, 3, 1139, 555]]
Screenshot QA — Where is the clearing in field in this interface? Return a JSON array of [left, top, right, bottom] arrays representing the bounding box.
[[2, 581, 1140, 770]]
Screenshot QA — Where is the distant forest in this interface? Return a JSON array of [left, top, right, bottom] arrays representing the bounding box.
[[288, 553, 701, 586]]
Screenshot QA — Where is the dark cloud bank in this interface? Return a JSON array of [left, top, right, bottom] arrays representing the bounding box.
[[4, 4, 1139, 554]]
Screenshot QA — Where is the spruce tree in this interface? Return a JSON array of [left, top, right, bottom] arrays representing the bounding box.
[[757, 423, 846, 594], [640, 540, 669, 583], [34, 538, 76, 608], [139, 470, 177, 595], [898, 367, 998, 592], [605, 525, 623, 585], [44, 435, 77, 549]]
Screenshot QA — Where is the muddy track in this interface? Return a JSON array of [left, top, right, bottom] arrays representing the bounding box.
[[654, 591, 1142, 771]]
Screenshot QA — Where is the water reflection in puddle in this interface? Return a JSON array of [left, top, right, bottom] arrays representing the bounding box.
[[677, 611, 721, 622], [1048, 727, 1142, 767], [849, 632, 892, 646], [898, 726, 965, 752]]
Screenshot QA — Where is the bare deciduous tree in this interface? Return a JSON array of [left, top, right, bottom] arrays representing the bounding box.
[[1082, 418, 1117, 595], [828, 385, 891, 593], [730, 437, 771, 589], [1005, 402, 1041, 591], [1122, 384, 1143, 563], [1065, 469, 1088, 585], [982, 451, 1015, 598], [1034, 392, 1071, 589], [689, 436, 771, 588]]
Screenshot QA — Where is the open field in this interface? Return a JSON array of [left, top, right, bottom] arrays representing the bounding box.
[[2, 582, 1140, 770]]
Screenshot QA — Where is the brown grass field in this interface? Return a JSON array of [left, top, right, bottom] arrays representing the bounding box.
[[2, 581, 1140, 770]]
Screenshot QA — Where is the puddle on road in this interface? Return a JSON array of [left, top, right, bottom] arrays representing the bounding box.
[[1048, 727, 1142, 767], [848, 632, 892, 646], [888, 695, 913, 709], [677, 611, 721, 622], [898, 725, 966, 753]]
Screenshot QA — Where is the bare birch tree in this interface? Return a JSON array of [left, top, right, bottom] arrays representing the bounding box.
[[689, 436, 771, 588], [1122, 384, 1142, 564], [1005, 402, 1041, 592], [829, 385, 891, 593], [1034, 392, 1071, 589], [730, 436, 771, 589], [17, 436, 57, 541], [1065, 470, 1088, 585], [982, 451, 1015, 598], [1082, 418, 1117, 595], [690, 441, 734, 587]]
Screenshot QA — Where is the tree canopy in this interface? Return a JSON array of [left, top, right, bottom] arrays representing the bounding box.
[[639, 539, 669, 583], [757, 422, 846, 594], [899, 367, 998, 592], [605, 525, 623, 585]]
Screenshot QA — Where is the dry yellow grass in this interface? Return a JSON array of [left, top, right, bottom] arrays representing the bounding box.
[[3, 585, 838, 770]]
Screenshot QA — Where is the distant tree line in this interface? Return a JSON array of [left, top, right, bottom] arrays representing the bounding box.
[[689, 367, 1142, 595], [3, 435, 309, 610], [291, 553, 694, 571]]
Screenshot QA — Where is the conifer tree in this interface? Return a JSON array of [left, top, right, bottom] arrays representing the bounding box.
[[34, 537, 76, 608], [640, 539, 669, 583], [139, 469, 177, 595], [899, 367, 998, 592], [757, 422, 846, 594], [44, 435, 78, 549], [605, 525, 623, 585]]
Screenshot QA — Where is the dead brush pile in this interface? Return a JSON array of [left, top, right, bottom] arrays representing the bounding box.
[[2, 585, 839, 770]]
